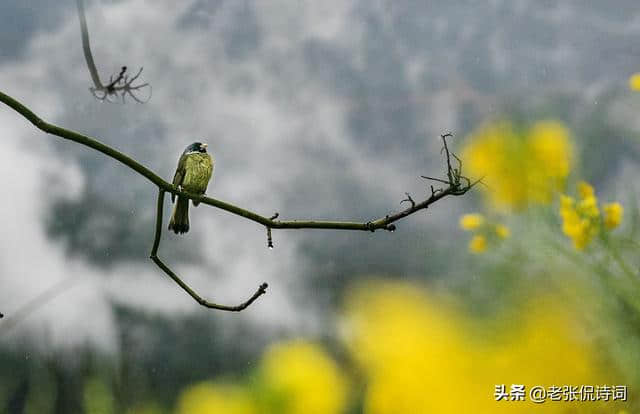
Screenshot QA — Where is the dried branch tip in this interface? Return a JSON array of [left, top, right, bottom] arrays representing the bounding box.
[[267, 227, 274, 249], [420, 132, 475, 197], [90, 66, 152, 104]]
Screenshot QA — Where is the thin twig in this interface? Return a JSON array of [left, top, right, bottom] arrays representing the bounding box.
[[400, 192, 415, 208], [441, 133, 455, 184], [266, 228, 273, 248], [266, 212, 278, 248], [421, 175, 450, 185], [150, 190, 268, 311]]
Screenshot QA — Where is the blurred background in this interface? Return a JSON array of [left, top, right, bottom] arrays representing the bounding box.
[[1, 0, 640, 412]]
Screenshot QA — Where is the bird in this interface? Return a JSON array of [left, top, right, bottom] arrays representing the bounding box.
[[168, 142, 214, 234]]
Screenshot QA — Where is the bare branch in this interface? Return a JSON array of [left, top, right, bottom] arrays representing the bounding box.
[[0, 90, 475, 232], [151, 190, 268, 311], [0, 90, 475, 312], [76, 0, 151, 103], [76, 0, 102, 89]]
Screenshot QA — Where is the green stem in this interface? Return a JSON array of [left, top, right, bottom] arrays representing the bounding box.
[[550, 238, 640, 315]]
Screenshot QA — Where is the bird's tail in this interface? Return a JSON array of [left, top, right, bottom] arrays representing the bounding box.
[[168, 196, 190, 234]]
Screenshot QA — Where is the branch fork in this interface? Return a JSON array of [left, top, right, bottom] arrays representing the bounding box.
[[151, 190, 268, 311]]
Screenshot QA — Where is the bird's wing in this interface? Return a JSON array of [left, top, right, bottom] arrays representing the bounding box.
[[171, 154, 187, 203], [204, 154, 214, 193]]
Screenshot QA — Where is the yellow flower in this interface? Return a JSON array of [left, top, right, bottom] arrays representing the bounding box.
[[528, 121, 573, 187], [560, 182, 624, 248], [576, 182, 599, 216], [495, 224, 510, 239], [176, 382, 255, 414], [460, 214, 510, 253], [462, 120, 573, 211], [577, 181, 595, 199], [560, 194, 574, 210], [629, 72, 640, 91], [469, 235, 487, 253], [459, 213, 485, 230], [259, 340, 349, 414], [603, 202, 624, 229], [342, 282, 620, 414], [560, 193, 598, 250]]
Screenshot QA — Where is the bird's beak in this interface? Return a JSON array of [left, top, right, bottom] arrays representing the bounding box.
[[201, 143, 208, 149]]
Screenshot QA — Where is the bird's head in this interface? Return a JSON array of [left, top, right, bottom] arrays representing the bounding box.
[[184, 142, 208, 154]]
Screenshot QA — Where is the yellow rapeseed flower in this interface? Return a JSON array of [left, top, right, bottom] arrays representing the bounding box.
[[342, 281, 620, 413], [629, 73, 640, 91], [469, 235, 487, 253], [495, 224, 510, 239], [460, 214, 510, 253], [176, 382, 256, 414], [528, 121, 572, 194], [259, 340, 349, 414], [603, 202, 624, 229], [560, 193, 598, 250], [578, 181, 595, 199], [560, 181, 624, 249], [462, 120, 573, 211], [460, 213, 485, 230]]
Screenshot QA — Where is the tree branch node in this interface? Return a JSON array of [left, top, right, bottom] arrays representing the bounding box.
[[401, 192, 416, 208]]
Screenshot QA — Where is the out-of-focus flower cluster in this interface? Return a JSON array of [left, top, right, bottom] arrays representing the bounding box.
[[168, 113, 632, 413], [257, 340, 349, 414], [175, 340, 348, 414], [560, 181, 623, 250], [342, 281, 621, 413], [629, 73, 640, 91], [177, 382, 255, 414], [172, 280, 626, 414], [459, 213, 510, 253], [462, 120, 573, 211]]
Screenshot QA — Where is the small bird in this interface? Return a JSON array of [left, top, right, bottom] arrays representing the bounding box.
[[168, 142, 214, 234]]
